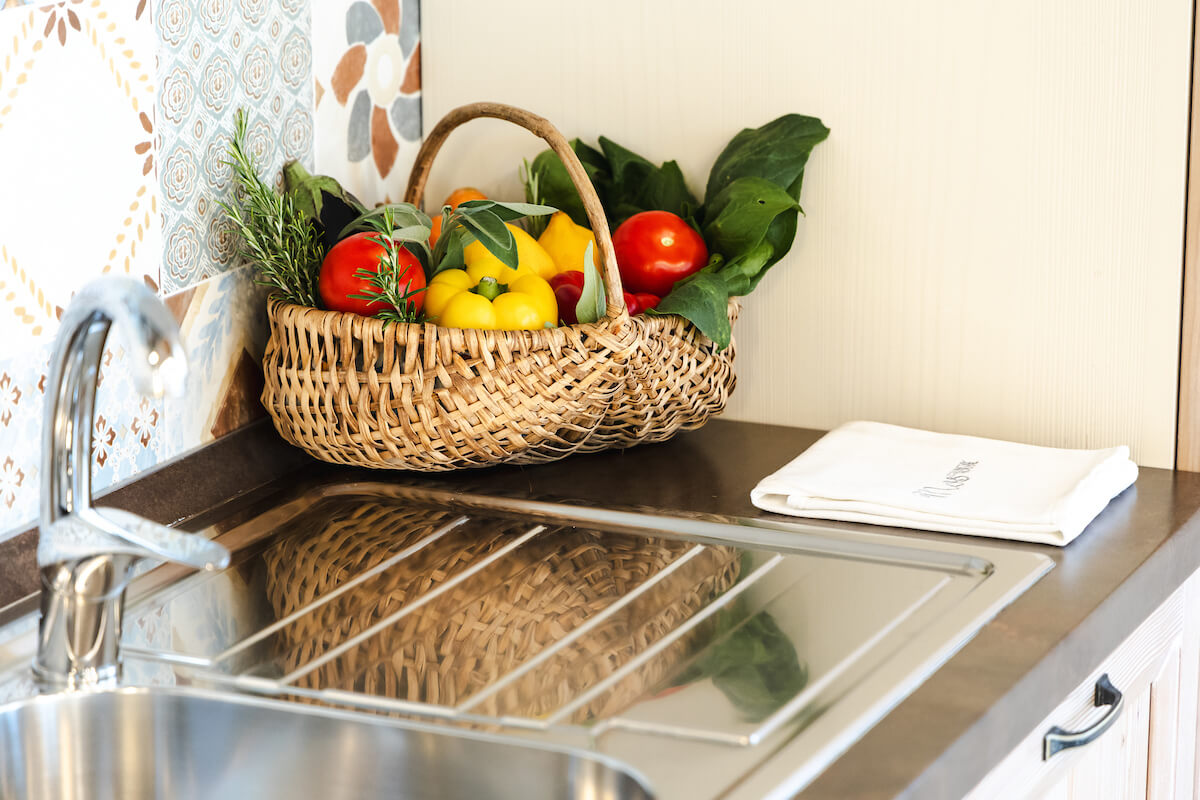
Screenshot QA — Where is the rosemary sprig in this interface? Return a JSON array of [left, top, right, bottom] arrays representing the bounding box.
[[218, 109, 323, 307], [347, 206, 426, 325]]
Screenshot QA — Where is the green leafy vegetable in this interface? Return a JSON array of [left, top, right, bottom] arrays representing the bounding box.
[[651, 270, 733, 348], [702, 177, 801, 263], [282, 160, 368, 253], [524, 114, 828, 347], [649, 115, 829, 345], [598, 136, 697, 225], [525, 138, 699, 231], [575, 242, 606, 324], [527, 147, 591, 227], [705, 114, 830, 203]]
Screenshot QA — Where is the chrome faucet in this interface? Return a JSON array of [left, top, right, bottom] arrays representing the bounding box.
[[34, 278, 230, 691]]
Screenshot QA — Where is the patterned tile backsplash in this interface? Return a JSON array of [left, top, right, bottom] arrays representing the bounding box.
[[156, 0, 313, 293], [0, 0, 422, 541]]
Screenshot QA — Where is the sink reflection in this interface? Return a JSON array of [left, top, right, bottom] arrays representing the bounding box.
[[0, 687, 653, 800]]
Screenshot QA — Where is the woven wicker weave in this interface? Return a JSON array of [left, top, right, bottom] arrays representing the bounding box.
[[260, 102, 735, 470], [262, 500, 741, 723]]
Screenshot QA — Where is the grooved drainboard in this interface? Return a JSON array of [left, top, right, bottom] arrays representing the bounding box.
[[124, 482, 1052, 799]]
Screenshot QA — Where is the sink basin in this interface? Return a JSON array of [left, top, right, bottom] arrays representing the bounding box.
[[0, 686, 653, 800]]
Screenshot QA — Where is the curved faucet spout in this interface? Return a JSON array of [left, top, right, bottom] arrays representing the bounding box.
[[35, 277, 229, 691], [41, 278, 187, 528]]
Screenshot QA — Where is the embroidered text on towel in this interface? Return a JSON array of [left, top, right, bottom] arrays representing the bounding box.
[[915, 460, 979, 499]]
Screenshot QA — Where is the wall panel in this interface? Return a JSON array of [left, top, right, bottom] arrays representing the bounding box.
[[422, 0, 1191, 467]]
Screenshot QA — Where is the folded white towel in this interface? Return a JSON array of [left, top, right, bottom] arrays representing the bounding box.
[[750, 421, 1138, 546]]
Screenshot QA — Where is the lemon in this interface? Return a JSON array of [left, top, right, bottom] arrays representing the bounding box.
[[463, 223, 557, 280], [537, 212, 596, 274]]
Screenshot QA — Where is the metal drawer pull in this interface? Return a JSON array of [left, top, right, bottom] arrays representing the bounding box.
[[1042, 673, 1124, 760]]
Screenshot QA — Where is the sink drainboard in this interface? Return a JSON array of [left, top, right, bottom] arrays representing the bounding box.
[[123, 482, 1052, 799]]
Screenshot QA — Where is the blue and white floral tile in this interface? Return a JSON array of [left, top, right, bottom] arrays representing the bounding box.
[[312, 0, 421, 205], [0, 0, 162, 349], [155, 0, 314, 294], [0, 334, 167, 539]]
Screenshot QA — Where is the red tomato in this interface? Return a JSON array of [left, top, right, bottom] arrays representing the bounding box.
[[550, 271, 585, 324], [611, 211, 708, 297], [633, 293, 660, 312], [319, 232, 426, 316], [623, 292, 641, 315]]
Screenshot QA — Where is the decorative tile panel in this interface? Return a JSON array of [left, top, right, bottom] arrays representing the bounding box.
[[155, 0, 314, 294], [0, 0, 161, 347], [0, 0, 420, 546], [312, 0, 420, 205], [0, 331, 165, 535]]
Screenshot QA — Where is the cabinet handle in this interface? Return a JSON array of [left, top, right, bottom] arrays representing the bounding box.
[[1042, 673, 1124, 760]]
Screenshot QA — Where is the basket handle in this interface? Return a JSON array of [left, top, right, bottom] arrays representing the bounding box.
[[405, 102, 627, 321]]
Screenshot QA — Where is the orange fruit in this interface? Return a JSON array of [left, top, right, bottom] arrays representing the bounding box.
[[429, 187, 487, 247]]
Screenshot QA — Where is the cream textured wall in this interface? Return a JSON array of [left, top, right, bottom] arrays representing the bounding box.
[[421, 0, 1192, 468]]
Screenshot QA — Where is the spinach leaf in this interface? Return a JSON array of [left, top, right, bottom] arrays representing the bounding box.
[[526, 146, 594, 227], [705, 114, 830, 202], [703, 177, 800, 260], [600, 136, 697, 225], [527, 137, 699, 230], [649, 271, 733, 348]]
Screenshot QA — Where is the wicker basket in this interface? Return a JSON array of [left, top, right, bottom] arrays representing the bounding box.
[[260, 102, 736, 470], [262, 500, 741, 723]]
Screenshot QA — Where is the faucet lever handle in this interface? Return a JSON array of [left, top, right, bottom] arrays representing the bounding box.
[[39, 507, 230, 572]]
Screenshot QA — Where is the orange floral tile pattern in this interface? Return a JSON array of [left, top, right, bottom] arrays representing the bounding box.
[[313, 0, 420, 205]]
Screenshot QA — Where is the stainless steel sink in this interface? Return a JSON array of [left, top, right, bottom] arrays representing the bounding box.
[[0, 686, 653, 800], [0, 479, 1053, 800]]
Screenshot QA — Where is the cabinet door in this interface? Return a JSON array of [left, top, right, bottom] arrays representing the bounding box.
[[965, 581, 1195, 800]]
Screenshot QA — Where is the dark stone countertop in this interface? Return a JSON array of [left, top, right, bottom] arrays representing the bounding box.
[[6, 418, 1200, 798]]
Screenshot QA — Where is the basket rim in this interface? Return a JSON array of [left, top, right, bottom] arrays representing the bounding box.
[[265, 292, 636, 347], [265, 293, 738, 346]]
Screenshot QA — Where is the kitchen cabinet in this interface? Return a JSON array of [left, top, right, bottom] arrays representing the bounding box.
[[965, 571, 1200, 800]]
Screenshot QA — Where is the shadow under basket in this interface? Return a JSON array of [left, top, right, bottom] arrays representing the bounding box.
[[259, 102, 738, 471]]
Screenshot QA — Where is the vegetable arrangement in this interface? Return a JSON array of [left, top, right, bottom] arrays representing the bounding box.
[[221, 107, 828, 347]]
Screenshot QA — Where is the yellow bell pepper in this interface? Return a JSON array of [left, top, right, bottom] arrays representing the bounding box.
[[537, 211, 597, 274], [425, 268, 557, 331]]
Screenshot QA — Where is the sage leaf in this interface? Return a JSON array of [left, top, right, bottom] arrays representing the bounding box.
[[705, 114, 830, 202], [702, 177, 800, 261], [457, 199, 557, 222], [575, 241, 606, 324], [649, 271, 732, 348], [433, 226, 469, 274], [456, 208, 518, 268], [340, 203, 431, 240]]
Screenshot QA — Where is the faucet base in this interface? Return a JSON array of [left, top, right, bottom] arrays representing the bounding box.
[[33, 556, 132, 692]]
